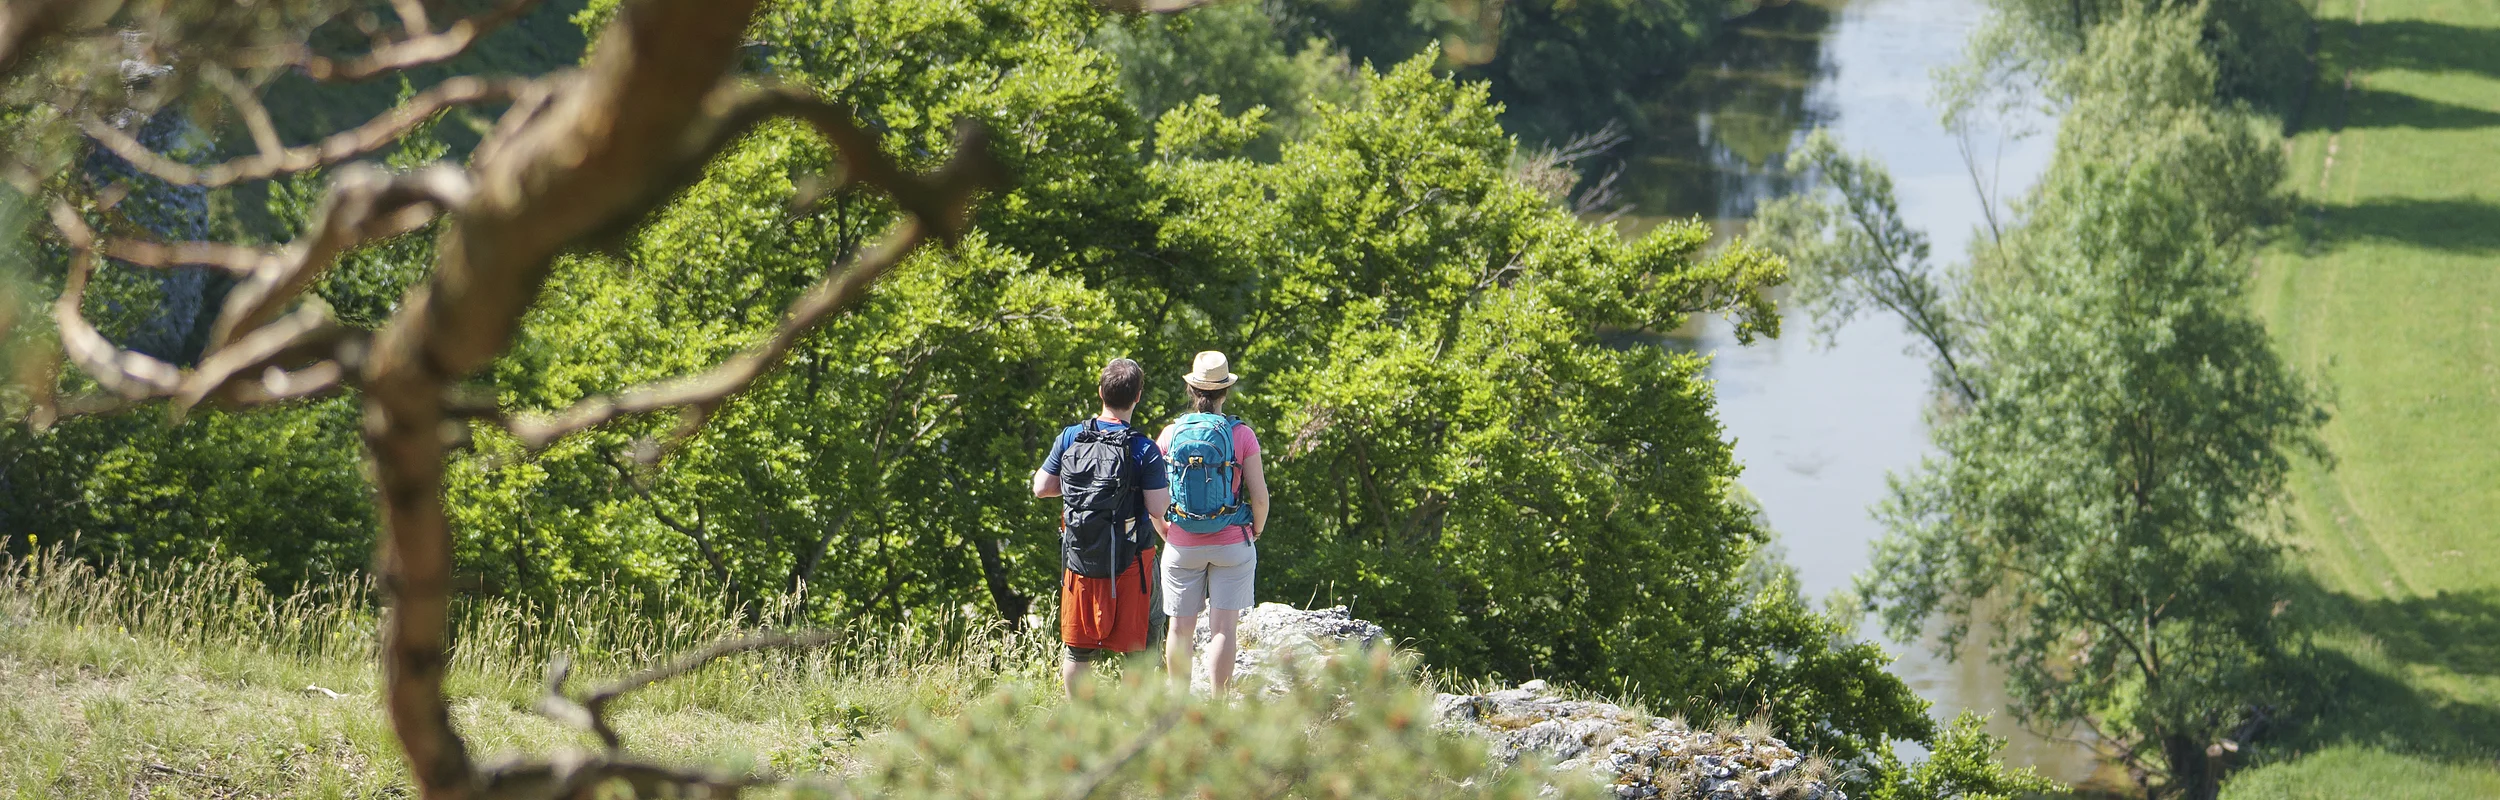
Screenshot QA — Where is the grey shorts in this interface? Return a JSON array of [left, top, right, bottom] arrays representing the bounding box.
[[1161, 540, 1255, 616]]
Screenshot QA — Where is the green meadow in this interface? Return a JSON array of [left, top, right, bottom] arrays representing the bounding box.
[[2234, 0, 2500, 794]]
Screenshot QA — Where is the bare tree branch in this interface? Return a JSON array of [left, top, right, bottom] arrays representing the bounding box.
[[80, 76, 531, 187], [536, 630, 838, 751], [388, 0, 435, 37], [204, 65, 285, 159], [290, 0, 545, 82], [46, 201, 184, 401], [177, 304, 360, 412], [44, 201, 361, 416], [1096, 0, 1226, 12], [504, 222, 927, 450], [498, 109, 999, 451], [473, 750, 779, 800], [1060, 707, 1187, 800], [355, 5, 802, 792], [29, 3, 1008, 797], [0, 0, 85, 77], [208, 162, 470, 352], [103, 239, 270, 276]]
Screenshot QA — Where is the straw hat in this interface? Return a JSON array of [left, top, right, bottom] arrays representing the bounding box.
[[1182, 350, 1240, 390]]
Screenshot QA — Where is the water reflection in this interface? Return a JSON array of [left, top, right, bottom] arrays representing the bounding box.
[[1507, 1, 1843, 234], [1561, 0, 2130, 788], [1619, 0, 1842, 230]]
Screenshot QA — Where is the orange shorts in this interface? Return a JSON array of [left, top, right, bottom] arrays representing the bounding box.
[[1061, 546, 1155, 659]]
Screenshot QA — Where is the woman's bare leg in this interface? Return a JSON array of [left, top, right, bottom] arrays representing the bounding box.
[[1164, 614, 1197, 687], [1206, 607, 1242, 692]]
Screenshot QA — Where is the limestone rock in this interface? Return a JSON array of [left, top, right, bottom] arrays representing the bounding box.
[[1190, 602, 1384, 690], [1429, 680, 1845, 800], [1216, 603, 1843, 799]]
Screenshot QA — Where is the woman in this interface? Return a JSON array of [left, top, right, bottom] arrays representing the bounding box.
[[1157, 350, 1270, 692]]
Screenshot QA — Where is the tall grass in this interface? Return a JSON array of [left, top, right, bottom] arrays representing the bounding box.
[[0, 543, 1063, 707], [0, 545, 1068, 798], [0, 543, 378, 662]]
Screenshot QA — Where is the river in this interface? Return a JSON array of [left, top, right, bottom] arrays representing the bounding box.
[[1526, 0, 2121, 786]]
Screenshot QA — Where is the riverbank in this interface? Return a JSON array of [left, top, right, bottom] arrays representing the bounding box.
[[2233, 0, 2500, 795]]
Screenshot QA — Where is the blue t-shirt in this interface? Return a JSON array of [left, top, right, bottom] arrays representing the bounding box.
[[1040, 416, 1170, 491]]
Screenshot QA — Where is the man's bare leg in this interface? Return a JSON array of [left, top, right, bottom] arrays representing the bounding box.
[[1206, 607, 1242, 692], [1164, 614, 1197, 687], [1063, 654, 1087, 697]]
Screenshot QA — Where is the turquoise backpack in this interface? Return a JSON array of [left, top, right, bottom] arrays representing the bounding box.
[[1164, 413, 1253, 534]]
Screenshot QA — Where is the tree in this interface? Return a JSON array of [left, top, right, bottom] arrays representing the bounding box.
[[1866, 712, 2062, 800], [1853, 13, 2325, 799], [1092, 0, 1360, 154], [1949, 0, 2309, 116], [1751, 129, 1980, 406]]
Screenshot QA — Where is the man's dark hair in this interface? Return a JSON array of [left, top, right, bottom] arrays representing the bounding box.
[[1188, 385, 1229, 414], [1099, 358, 1144, 411]]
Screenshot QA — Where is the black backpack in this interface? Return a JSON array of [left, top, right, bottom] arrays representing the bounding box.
[[1058, 420, 1149, 591]]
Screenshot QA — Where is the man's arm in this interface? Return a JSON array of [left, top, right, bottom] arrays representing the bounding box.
[[1140, 432, 1172, 536], [1144, 486, 1171, 536], [1031, 468, 1061, 498]]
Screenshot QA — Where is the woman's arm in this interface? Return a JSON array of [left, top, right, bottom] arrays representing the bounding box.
[[1240, 450, 1269, 541]]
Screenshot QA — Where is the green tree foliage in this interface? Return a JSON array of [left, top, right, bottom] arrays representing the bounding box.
[[1865, 712, 2061, 800], [1751, 129, 1978, 404], [1092, 1, 1360, 152], [1955, 0, 2309, 114], [1143, 56, 1929, 760], [1852, 11, 2326, 798], [453, 0, 1146, 615]]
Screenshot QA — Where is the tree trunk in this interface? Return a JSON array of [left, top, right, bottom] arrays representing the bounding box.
[[357, 2, 765, 795], [2160, 733, 2222, 800], [973, 535, 1031, 627], [364, 379, 470, 797]]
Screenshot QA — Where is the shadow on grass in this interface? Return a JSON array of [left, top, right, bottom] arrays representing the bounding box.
[[2275, 579, 2500, 764], [2309, 197, 2500, 254], [2345, 86, 2500, 131], [2316, 18, 2500, 81]]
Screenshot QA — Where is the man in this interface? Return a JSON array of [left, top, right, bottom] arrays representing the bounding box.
[[1031, 357, 1169, 695]]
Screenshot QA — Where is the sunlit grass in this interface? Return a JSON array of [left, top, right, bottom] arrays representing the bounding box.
[[0, 546, 1064, 798], [2222, 745, 2500, 800], [2235, 0, 2500, 794]]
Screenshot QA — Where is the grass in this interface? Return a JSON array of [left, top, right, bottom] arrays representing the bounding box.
[[2224, 745, 2500, 800], [0, 547, 1576, 800], [0, 547, 1067, 799], [2232, 0, 2500, 794]]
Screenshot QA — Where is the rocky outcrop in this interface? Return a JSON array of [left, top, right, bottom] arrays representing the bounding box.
[[1190, 602, 1384, 689], [1433, 680, 1842, 800], [1215, 603, 1843, 800]]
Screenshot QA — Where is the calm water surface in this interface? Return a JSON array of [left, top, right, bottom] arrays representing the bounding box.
[[1516, 0, 2120, 785]]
